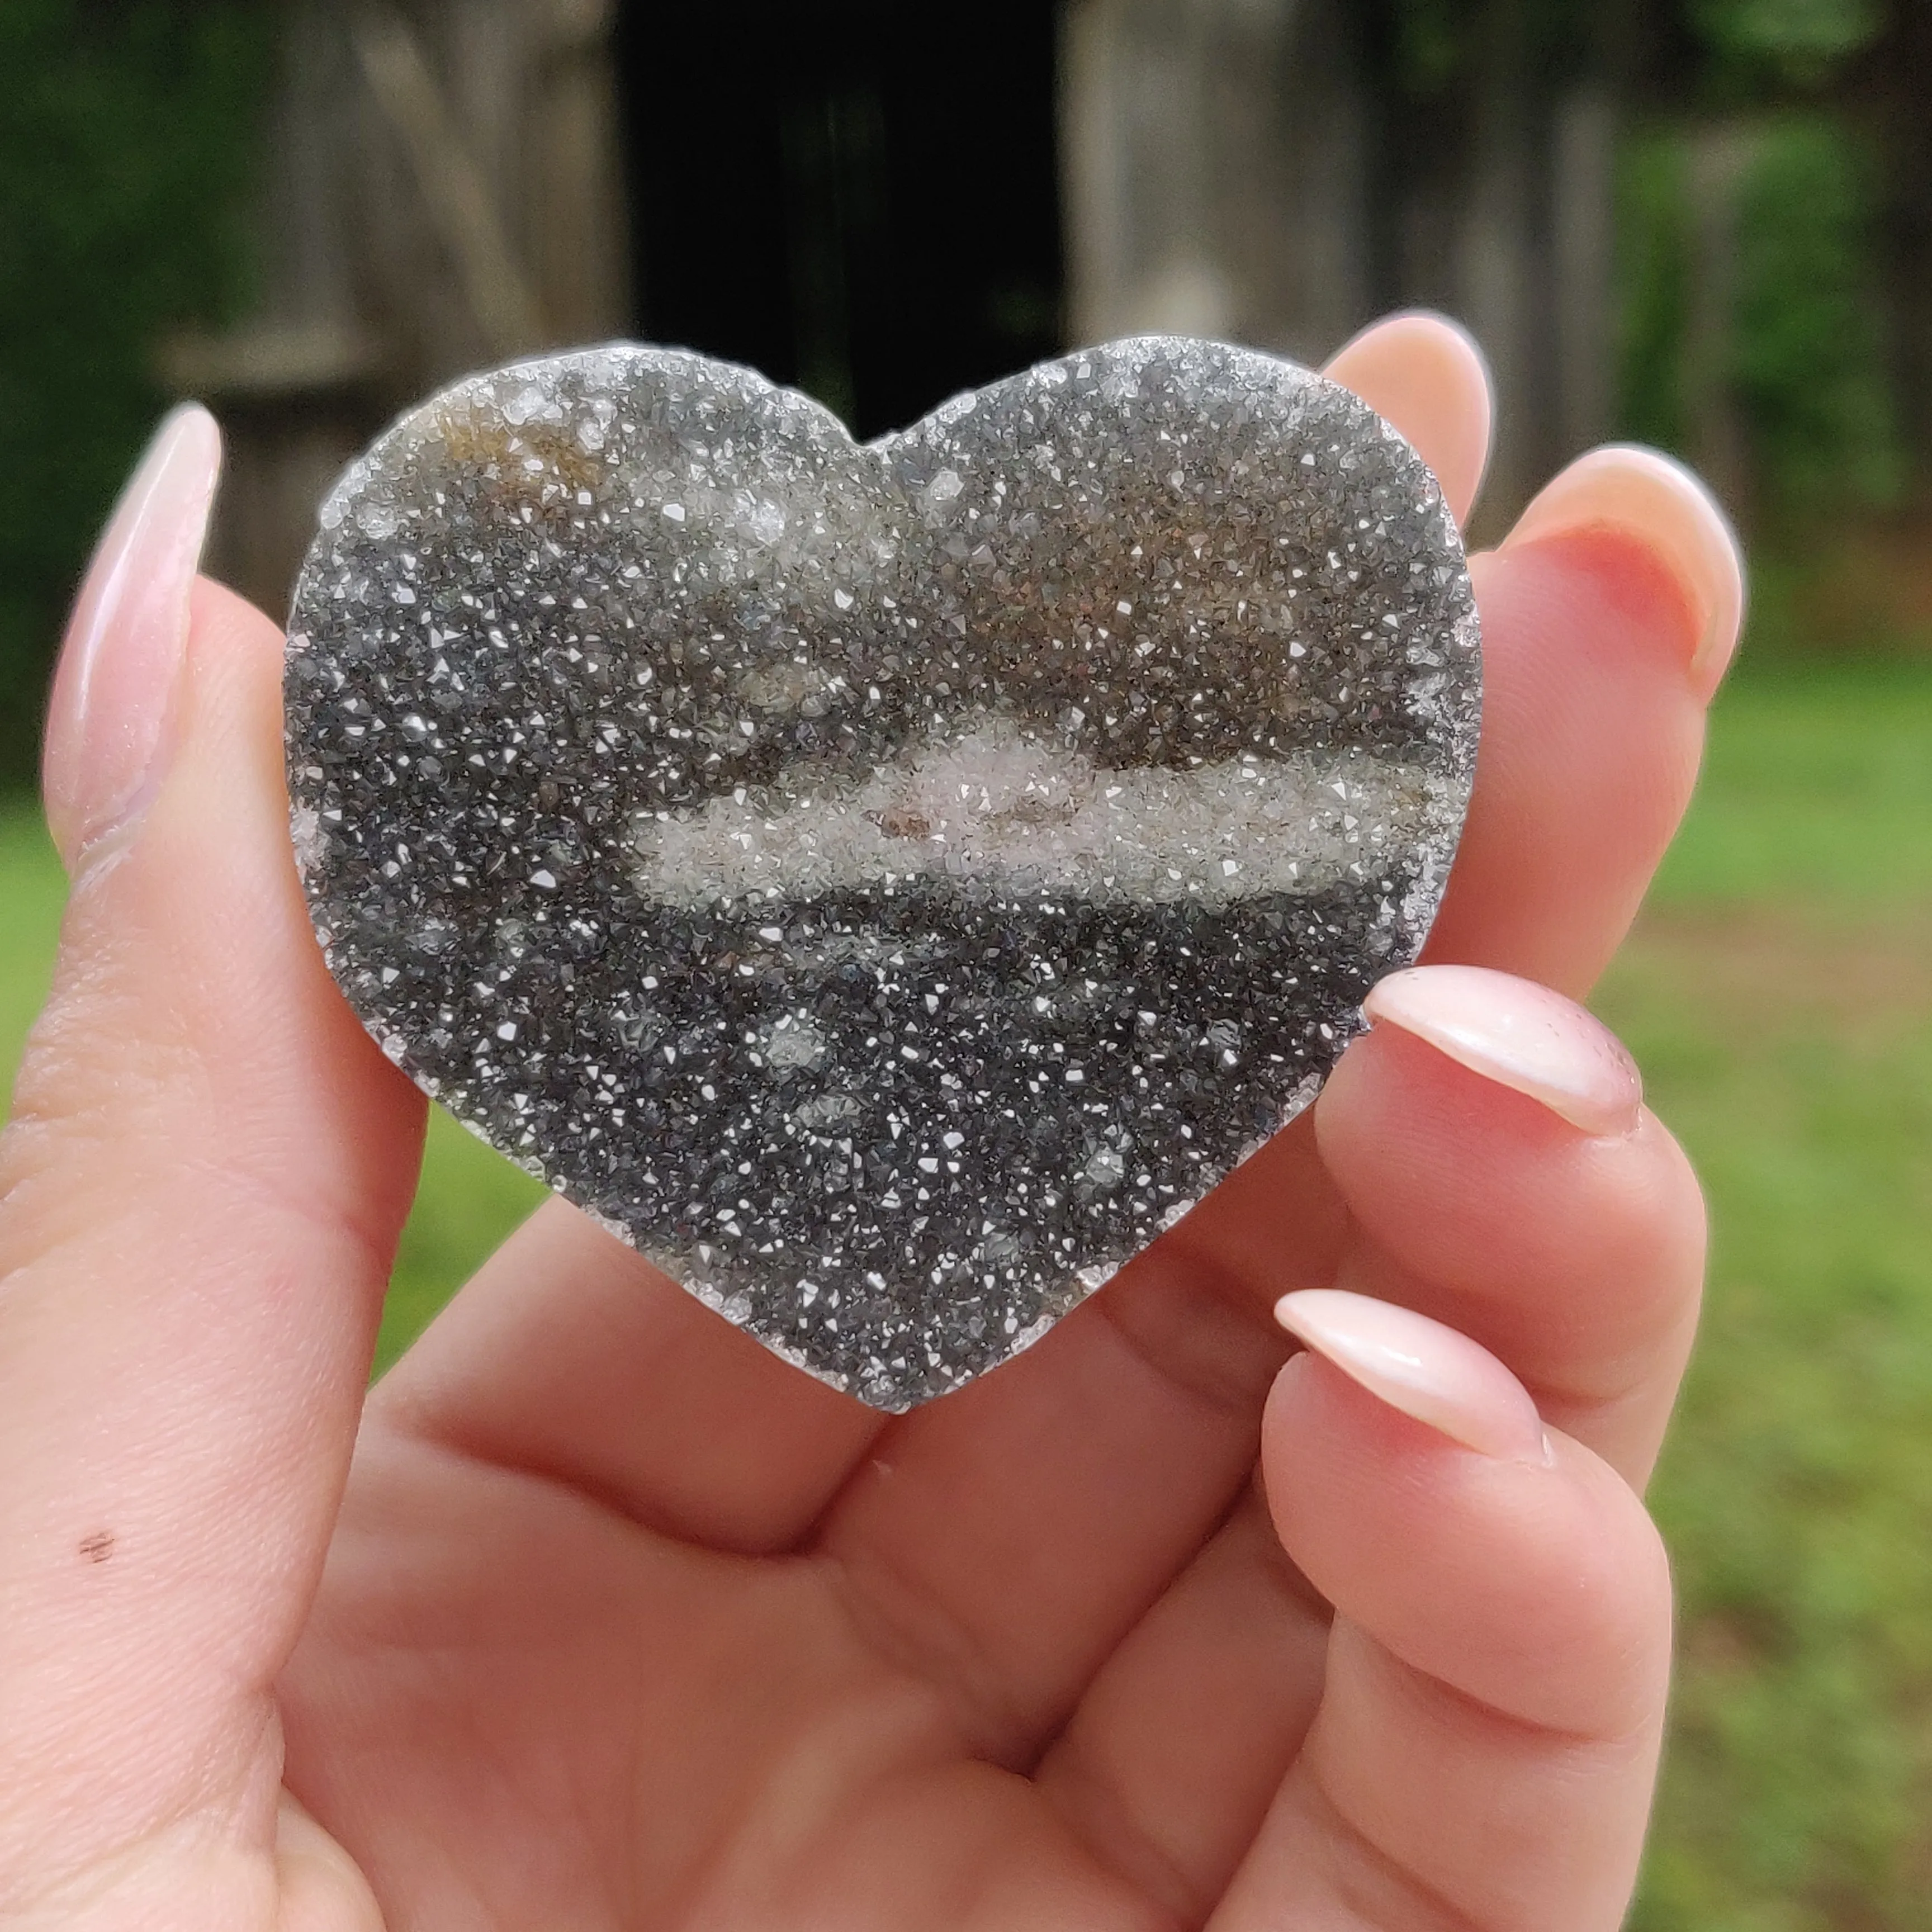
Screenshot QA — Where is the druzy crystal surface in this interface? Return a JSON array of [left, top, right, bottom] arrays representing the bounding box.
[[286, 339, 1480, 1409]]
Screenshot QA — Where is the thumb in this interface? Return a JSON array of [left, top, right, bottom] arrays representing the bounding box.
[[1212, 1292, 1671, 1932], [0, 410, 423, 1902]]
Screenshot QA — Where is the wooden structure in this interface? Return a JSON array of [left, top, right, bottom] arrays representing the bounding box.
[[617, 0, 1063, 445], [1061, 0, 1619, 530], [187, 0, 1641, 600], [171, 0, 629, 618]]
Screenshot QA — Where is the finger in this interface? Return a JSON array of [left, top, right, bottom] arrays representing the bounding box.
[[1427, 446, 1743, 995], [1034, 966, 1695, 1910], [805, 446, 1729, 1757], [373, 1195, 880, 1555], [1324, 310, 1494, 525], [1036, 1490, 1330, 1928], [1211, 1296, 1669, 1932], [1508, 444, 1744, 697], [1322, 967, 1704, 1485], [1162, 445, 1739, 1324], [0, 414, 423, 1896]]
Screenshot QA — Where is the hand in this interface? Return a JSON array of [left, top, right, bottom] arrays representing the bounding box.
[[2, 315, 1737, 1930]]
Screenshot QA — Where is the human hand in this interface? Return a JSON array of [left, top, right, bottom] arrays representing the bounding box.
[[2, 314, 1738, 1929]]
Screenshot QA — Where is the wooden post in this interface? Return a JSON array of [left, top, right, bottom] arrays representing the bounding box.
[[1682, 125, 1754, 527], [1553, 86, 1617, 464], [1061, 0, 1369, 361], [167, 0, 631, 622], [1063, 0, 1621, 527]]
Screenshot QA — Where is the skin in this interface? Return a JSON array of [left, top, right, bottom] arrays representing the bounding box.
[[1, 316, 1716, 1931]]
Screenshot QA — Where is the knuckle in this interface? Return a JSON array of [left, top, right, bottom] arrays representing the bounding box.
[[0, 960, 211, 1267], [1555, 1479, 1674, 1718]]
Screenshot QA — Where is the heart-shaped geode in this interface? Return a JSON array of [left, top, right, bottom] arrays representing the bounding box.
[[286, 338, 1480, 1409]]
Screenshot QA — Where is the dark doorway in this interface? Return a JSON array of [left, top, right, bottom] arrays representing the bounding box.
[[615, 2, 1064, 440]]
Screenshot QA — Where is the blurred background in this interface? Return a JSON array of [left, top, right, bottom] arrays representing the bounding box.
[[3, 1, 1932, 1922]]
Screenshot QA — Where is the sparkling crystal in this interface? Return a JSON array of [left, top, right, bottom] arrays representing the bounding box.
[[285, 338, 1481, 1409]]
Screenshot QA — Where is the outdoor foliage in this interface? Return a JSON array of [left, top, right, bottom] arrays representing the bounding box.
[[0, 0, 269, 788], [1618, 113, 1901, 522], [1732, 117, 1901, 515], [1617, 0, 1905, 526], [1617, 130, 1695, 456], [1692, 0, 1884, 88]]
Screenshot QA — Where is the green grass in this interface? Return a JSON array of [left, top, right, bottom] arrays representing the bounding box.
[[0, 809, 63, 1079], [379, 1107, 546, 1368], [8, 660, 1932, 1925], [1647, 657, 1932, 910], [1600, 660, 1932, 1928], [1609, 917, 1932, 1928]]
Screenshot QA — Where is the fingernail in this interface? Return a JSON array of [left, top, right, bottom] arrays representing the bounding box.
[[1363, 964, 1642, 1137], [42, 405, 222, 867], [1275, 1289, 1549, 1463], [1502, 443, 1745, 698], [1324, 310, 1494, 519]]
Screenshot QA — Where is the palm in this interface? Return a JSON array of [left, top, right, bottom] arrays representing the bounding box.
[[285, 1147, 1336, 1930]]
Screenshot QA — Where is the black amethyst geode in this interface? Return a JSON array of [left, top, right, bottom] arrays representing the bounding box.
[[285, 338, 1481, 1408]]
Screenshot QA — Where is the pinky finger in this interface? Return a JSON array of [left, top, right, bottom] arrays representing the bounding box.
[[1212, 1292, 1671, 1932]]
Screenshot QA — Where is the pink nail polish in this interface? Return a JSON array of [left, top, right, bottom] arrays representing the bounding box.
[[1324, 311, 1494, 520], [42, 405, 222, 866], [1363, 965, 1642, 1138], [1501, 443, 1745, 698], [1274, 1289, 1548, 1463]]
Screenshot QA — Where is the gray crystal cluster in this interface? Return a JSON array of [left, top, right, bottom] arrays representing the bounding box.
[[286, 338, 1480, 1409]]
